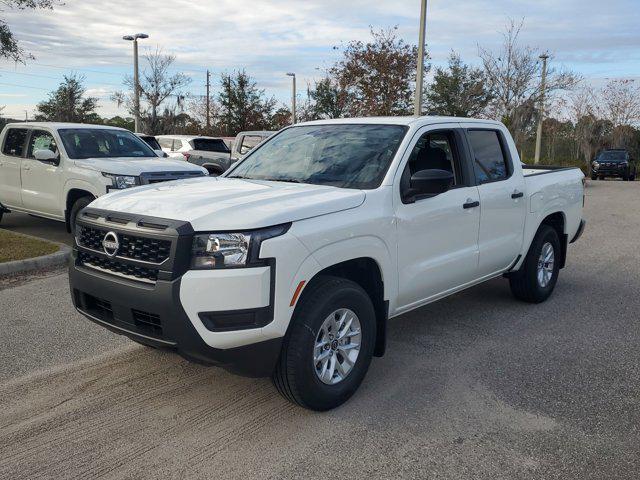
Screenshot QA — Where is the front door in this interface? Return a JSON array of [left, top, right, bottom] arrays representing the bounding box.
[[464, 127, 526, 276], [21, 129, 63, 218], [395, 125, 481, 311]]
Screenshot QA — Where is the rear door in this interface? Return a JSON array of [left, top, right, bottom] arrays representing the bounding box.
[[394, 124, 481, 309], [464, 127, 526, 276], [0, 127, 29, 208], [21, 129, 64, 217]]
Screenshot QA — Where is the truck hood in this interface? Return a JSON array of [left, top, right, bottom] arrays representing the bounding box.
[[75, 157, 206, 175], [90, 177, 366, 230]]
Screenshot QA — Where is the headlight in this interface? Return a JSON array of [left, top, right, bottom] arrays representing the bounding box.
[[190, 224, 291, 269], [592, 161, 599, 169], [192, 233, 251, 269], [102, 173, 139, 189]]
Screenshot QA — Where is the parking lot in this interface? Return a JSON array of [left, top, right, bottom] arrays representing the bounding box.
[[0, 180, 639, 479]]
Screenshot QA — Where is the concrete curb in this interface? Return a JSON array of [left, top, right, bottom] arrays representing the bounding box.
[[0, 232, 71, 276]]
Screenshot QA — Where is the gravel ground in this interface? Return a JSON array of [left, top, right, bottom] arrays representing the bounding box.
[[0, 181, 639, 479]]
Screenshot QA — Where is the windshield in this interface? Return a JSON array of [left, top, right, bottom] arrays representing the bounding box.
[[192, 138, 230, 153], [227, 124, 407, 189], [59, 128, 157, 159], [598, 151, 627, 161]]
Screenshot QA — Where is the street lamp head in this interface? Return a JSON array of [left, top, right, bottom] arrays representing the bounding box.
[[123, 33, 149, 41], [286, 72, 295, 77], [135, 33, 149, 40], [539, 53, 550, 60], [122, 35, 135, 41]]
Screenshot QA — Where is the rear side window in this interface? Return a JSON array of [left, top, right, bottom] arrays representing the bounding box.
[[2, 128, 29, 157], [191, 138, 230, 153], [28, 130, 58, 158], [467, 130, 510, 183], [158, 138, 173, 149]]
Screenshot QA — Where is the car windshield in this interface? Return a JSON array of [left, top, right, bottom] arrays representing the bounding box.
[[227, 124, 408, 189], [192, 138, 230, 153], [59, 128, 157, 159], [598, 151, 627, 161]]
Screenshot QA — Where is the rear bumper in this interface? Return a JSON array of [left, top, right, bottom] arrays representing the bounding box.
[[69, 252, 282, 377]]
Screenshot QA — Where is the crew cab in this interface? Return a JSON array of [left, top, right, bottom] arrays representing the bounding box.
[[0, 123, 207, 231], [68, 117, 585, 411]]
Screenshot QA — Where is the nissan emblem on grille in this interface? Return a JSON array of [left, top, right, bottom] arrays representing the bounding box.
[[102, 231, 120, 257]]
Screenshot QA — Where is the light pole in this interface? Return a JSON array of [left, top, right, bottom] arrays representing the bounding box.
[[413, 0, 428, 116], [123, 33, 149, 133], [286, 72, 296, 124], [534, 53, 549, 165]]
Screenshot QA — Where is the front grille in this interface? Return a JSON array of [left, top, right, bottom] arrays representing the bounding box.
[[77, 225, 171, 264], [82, 294, 114, 322], [132, 309, 163, 336], [79, 251, 158, 283]]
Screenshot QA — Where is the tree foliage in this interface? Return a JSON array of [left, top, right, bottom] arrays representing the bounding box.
[[215, 70, 276, 136], [34, 74, 99, 122], [425, 52, 492, 117], [1, 0, 57, 62]]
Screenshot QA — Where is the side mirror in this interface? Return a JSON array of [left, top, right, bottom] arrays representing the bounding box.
[[34, 149, 59, 164], [405, 169, 454, 202]]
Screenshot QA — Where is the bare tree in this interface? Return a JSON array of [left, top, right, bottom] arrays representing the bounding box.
[[114, 48, 191, 133], [478, 19, 579, 146], [599, 79, 640, 146]]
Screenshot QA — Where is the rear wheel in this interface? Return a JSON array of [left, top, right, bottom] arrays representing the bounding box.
[[272, 276, 376, 411], [591, 174, 597, 180], [69, 196, 94, 236], [509, 225, 561, 303]]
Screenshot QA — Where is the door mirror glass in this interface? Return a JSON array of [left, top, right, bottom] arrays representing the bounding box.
[[34, 148, 59, 164], [408, 168, 454, 199]]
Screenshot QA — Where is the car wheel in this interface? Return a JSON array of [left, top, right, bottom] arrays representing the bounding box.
[[591, 174, 597, 180], [69, 196, 94, 236], [509, 225, 561, 304], [272, 275, 376, 411]]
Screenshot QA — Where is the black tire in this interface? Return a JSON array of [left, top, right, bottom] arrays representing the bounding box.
[[272, 276, 376, 411], [0, 211, 3, 224], [69, 196, 94, 235], [509, 225, 561, 304], [590, 174, 597, 180]]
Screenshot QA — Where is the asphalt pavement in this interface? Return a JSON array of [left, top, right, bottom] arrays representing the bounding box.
[[0, 181, 639, 479], [0, 211, 73, 245]]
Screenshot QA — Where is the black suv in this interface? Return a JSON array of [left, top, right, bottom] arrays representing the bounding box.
[[591, 149, 637, 181]]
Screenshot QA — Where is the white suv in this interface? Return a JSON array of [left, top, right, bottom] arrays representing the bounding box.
[[0, 123, 207, 232]]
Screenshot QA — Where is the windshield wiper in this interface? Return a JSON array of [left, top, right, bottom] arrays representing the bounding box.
[[261, 177, 303, 184]]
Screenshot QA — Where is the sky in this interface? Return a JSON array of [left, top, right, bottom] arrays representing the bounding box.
[[0, 0, 639, 119]]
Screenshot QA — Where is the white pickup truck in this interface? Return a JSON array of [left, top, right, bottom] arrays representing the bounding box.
[[0, 123, 207, 232], [68, 116, 585, 411]]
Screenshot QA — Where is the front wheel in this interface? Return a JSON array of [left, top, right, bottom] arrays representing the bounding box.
[[509, 225, 561, 303], [590, 174, 597, 180], [272, 276, 376, 411], [69, 196, 94, 235]]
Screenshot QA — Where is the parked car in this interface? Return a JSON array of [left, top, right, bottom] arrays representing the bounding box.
[[230, 130, 275, 162], [0, 123, 207, 231], [135, 133, 168, 158], [156, 135, 232, 175], [69, 117, 585, 411], [591, 149, 637, 181]]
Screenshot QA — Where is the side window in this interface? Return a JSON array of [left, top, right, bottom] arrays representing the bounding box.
[[28, 130, 58, 158], [158, 138, 173, 149], [2, 128, 29, 157], [403, 130, 461, 184], [467, 130, 510, 184], [240, 135, 262, 155]]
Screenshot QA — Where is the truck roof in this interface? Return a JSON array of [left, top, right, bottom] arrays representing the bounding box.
[[4, 122, 127, 131], [298, 116, 504, 128]]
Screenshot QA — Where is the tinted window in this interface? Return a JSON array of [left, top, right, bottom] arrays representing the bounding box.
[[598, 151, 627, 161], [404, 131, 460, 186], [28, 130, 58, 158], [228, 124, 407, 189], [191, 138, 230, 153], [240, 135, 263, 154], [2, 128, 28, 156], [140, 136, 162, 150], [158, 138, 173, 149], [58, 128, 156, 159], [468, 130, 509, 183]]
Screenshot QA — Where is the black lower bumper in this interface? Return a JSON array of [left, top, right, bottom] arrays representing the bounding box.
[[69, 252, 282, 378]]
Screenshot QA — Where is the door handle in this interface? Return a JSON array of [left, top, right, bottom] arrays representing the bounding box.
[[511, 191, 524, 199], [463, 199, 480, 209]]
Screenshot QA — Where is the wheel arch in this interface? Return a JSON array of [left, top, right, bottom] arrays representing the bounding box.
[[65, 187, 96, 232]]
